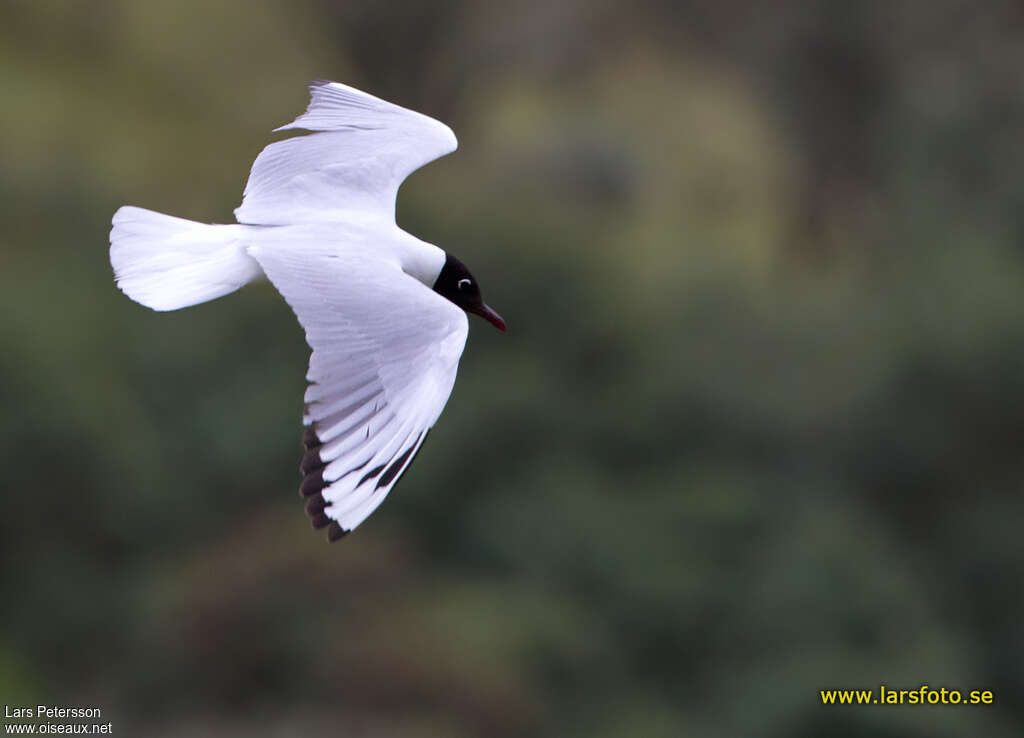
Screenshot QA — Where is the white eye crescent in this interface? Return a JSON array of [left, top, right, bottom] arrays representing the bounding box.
[[457, 278, 472, 290]]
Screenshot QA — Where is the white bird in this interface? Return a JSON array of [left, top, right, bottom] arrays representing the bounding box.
[[109, 80, 505, 541]]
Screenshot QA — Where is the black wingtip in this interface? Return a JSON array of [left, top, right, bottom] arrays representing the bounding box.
[[299, 427, 351, 542], [304, 495, 327, 516], [300, 448, 326, 475], [299, 469, 325, 498], [303, 427, 322, 449], [327, 521, 348, 542]]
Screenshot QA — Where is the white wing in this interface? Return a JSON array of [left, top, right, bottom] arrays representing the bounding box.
[[248, 244, 469, 540], [235, 80, 458, 225]]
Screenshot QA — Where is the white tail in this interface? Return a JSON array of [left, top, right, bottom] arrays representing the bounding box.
[[110, 206, 262, 311]]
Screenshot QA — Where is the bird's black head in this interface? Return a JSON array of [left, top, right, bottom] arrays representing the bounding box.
[[433, 253, 506, 331]]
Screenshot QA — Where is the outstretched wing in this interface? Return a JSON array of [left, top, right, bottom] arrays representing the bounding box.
[[248, 244, 469, 540], [235, 80, 458, 225]]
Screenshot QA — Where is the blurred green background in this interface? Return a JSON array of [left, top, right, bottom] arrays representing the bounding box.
[[3, 1, 1024, 735]]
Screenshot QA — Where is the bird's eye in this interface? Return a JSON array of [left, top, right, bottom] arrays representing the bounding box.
[[457, 278, 472, 291]]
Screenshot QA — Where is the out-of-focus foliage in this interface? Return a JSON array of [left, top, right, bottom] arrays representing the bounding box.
[[3, 1, 1024, 736]]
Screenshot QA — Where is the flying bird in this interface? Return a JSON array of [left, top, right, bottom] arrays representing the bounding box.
[[109, 80, 505, 541]]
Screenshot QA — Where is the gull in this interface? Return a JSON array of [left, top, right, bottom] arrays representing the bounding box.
[[109, 80, 505, 542]]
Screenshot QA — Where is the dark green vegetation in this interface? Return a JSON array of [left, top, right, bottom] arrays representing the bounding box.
[[3, 2, 1024, 735]]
